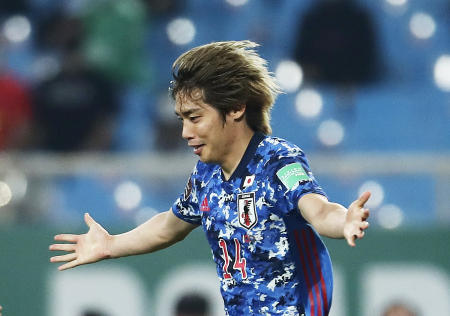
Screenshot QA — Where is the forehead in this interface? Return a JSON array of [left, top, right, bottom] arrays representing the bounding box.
[[174, 90, 209, 114]]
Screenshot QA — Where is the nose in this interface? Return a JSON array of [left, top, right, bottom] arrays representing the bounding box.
[[181, 120, 193, 140]]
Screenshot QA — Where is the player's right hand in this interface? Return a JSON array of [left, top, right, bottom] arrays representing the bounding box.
[[49, 213, 112, 271]]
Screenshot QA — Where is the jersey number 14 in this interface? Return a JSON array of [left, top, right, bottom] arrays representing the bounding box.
[[219, 238, 247, 280]]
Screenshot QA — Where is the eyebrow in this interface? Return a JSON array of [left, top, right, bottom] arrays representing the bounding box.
[[174, 107, 201, 117]]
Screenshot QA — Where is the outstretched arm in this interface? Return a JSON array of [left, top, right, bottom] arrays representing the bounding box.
[[298, 192, 371, 247], [50, 209, 197, 270]]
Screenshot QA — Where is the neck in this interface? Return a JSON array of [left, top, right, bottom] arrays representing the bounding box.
[[221, 127, 255, 180]]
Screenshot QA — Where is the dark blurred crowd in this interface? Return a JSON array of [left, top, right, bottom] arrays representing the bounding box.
[[1, 1, 118, 152], [0, 0, 186, 153], [0, 0, 381, 153]]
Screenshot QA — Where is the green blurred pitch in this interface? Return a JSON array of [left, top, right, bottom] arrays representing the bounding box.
[[0, 225, 448, 315]]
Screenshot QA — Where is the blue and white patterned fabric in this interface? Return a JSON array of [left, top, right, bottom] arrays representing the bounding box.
[[172, 132, 333, 316]]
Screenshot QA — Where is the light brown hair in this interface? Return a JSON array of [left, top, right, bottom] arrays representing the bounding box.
[[170, 41, 281, 134]]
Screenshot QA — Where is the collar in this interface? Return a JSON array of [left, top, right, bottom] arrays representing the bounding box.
[[223, 132, 266, 182]]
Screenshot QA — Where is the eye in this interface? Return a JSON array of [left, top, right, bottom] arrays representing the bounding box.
[[190, 116, 200, 122]]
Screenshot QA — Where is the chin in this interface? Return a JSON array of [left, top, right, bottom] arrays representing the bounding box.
[[199, 155, 219, 165], [199, 157, 213, 164]]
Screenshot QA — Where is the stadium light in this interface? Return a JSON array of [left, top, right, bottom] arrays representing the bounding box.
[[317, 119, 344, 147], [167, 18, 196, 46], [434, 55, 450, 92], [0, 181, 12, 208], [295, 89, 323, 119], [2, 15, 32, 43], [114, 181, 142, 211], [4, 170, 28, 203], [225, 0, 249, 7], [409, 12, 436, 40], [385, 0, 408, 7], [377, 204, 404, 229], [358, 181, 385, 209], [275, 60, 303, 93]]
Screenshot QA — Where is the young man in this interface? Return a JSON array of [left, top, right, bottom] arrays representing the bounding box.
[[50, 41, 371, 316]]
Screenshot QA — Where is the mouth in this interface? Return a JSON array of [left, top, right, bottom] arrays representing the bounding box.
[[191, 144, 205, 155]]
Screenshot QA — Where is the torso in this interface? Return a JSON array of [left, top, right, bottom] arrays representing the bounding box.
[[173, 134, 333, 316]]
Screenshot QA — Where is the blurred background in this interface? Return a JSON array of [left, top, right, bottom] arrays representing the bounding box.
[[0, 0, 449, 315]]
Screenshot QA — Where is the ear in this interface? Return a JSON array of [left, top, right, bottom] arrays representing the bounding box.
[[229, 104, 246, 121]]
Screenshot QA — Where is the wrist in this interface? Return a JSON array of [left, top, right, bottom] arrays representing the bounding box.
[[104, 233, 115, 259]]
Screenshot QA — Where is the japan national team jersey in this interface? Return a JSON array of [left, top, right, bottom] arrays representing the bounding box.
[[172, 133, 333, 316]]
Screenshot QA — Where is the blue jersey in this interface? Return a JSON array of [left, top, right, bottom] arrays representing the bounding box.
[[172, 133, 333, 316]]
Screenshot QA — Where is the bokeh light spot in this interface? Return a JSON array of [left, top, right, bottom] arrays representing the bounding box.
[[358, 181, 385, 209], [295, 89, 323, 119], [167, 18, 196, 45], [2, 15, 32, 43], [225, 0, 249, 7], [0, 181, 13, 208], [275, 60, 303, 93], [114, 181, 142, 211], [317, 119, 344, 147], [377, 204, 404, 229], [409, 12, 436, 40], [434, 55, 450, 92], [385, 0, 408, 7]]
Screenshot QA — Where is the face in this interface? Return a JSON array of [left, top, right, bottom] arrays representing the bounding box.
[[175, 92, 239, 166]]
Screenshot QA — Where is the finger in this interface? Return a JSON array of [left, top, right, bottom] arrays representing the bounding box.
[[361, 221, 370, 230], [346, 234, 356, 247], [356, 191, 371, 207], [49, 243, 76, 252], [84, 212, 95, 228], [362, 208, 370, 221], [58, 259, 80, 271], [50, 253, 77, 263], [54, 234, 79, 242]]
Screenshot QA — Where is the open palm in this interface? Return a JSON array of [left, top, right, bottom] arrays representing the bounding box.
[[50, 213, 112, 271]]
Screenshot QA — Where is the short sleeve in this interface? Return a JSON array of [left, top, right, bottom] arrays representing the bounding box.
[[272, 150, 327, 214], [172, 170, 202, 226]]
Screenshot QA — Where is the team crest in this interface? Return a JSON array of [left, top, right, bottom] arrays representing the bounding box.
[[237, 192, 257, 229]]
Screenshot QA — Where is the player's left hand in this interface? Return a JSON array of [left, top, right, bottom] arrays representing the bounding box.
[[343, 191, 371, 247]]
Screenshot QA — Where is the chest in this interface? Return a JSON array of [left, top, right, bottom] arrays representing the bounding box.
[[197, 175, 288, 238]]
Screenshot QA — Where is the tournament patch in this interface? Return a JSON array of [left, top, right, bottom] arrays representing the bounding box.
[[183, 178, 192, 201], [276, 162, 310, 190], [237, 192, 257, 229]]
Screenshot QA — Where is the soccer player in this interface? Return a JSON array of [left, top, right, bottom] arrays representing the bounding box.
[[50, 41, 371, 316]]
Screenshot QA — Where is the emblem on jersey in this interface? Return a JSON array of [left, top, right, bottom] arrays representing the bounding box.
[[242, 175, 255, 188], [237, 192, 257, 229], [276, 162, 310, 190]]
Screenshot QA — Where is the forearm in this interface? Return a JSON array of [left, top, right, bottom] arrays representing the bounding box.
[[109, 211, 190, 258], [308, 202, 348, 239], [299, 192, 371, 246]]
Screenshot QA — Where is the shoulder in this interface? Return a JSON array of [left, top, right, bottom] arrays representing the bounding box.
[[257, 135, 307, 164], [255, 136, 316, 185]]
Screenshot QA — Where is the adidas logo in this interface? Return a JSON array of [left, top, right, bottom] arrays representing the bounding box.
[[200, 197, 210, 212]]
